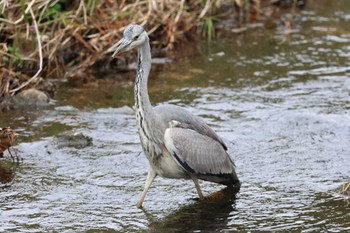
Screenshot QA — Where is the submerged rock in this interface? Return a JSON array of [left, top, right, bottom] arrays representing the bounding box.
[[55, 131, 93, 149], [8, 88, 50, 108]]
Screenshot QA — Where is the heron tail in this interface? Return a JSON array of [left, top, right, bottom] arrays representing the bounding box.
[[198, 172, 241, 190]]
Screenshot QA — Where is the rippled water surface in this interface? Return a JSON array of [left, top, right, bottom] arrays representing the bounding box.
[[1, 1, 350, 232]]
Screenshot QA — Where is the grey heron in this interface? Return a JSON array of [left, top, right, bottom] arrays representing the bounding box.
[[112, 25, 240, 208]]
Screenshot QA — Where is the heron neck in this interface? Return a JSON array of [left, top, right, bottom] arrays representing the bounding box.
[[135, 37, 153, 118]]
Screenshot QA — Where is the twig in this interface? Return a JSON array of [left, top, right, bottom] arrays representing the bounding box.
[[81, 0, 88, 25], [199, 0, 212, 18], [0, 0, 9, 14], [24, 0, 36, 14], [7, 147, 15, 162], [9, 7, 43, 95], [73, 32, 94, 52], [342, 182, 350, 194]]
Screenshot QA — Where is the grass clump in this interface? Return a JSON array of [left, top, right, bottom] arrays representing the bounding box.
[[0, 0, 305, 102], [0, 0, 224, 100]]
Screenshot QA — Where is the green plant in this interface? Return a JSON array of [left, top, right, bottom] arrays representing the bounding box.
[[42, 1, 63, 21], [7, 46, 25, 60], [203, 15, 217, 42]]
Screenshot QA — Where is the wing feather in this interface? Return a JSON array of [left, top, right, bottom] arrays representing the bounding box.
[[154, 105, 228, 150], [164, 127, 235, 175]]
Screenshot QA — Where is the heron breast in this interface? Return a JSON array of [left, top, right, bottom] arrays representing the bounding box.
[[155, 151, 188, 179], [140, 133, 187, 179]]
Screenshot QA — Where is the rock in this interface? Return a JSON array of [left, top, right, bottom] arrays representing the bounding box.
[[8, 88, 50, 108], [55, 131, 93, 149]]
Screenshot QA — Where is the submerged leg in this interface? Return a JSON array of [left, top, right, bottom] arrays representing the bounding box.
[[137, 169, 157, 208], [190, 175, 204, 199]]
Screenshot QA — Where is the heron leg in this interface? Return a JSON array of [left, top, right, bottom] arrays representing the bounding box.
[[137, 169, 156, 208], [190, 175, 204, 200]]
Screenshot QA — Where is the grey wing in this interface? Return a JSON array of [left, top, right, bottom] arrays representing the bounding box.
[[154, 104, 228, 150], [164, 127, 240, 186]]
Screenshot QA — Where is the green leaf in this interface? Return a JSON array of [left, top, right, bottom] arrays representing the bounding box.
[[203, 16, 217, 42], [20, 0, 28, 22]]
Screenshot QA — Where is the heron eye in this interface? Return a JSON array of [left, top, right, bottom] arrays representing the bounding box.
[[134, 35, 140, 40]]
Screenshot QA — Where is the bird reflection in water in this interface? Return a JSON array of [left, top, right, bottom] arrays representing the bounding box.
[[142, 187, 239, 233]]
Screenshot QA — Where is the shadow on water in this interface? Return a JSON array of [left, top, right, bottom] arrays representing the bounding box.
[[144, 187, 238, 233], [0, 161, 15, 185]]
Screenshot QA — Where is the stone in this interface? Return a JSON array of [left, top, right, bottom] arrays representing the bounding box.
[[55, 131, 93, 149], [9, 88, 50, 107]]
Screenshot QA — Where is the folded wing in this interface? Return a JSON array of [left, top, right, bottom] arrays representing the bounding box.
[[164, 127, 238, 181]]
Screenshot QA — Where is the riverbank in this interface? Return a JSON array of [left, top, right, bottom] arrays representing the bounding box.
[[1, 0, 306, 105]]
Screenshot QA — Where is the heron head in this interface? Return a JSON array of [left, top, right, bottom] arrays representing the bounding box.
[[112, 25, 147, 57]]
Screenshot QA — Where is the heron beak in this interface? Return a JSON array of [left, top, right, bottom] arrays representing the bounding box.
[[112, 38, 131, 57]]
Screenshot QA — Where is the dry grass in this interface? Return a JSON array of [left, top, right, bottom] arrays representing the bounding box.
[[0, 0, 304, 102], [0, 0, 224, 99], [0, 127, 17, 156]]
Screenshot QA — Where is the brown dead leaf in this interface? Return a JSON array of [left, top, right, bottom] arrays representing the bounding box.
[[0, 127, 17, 155]]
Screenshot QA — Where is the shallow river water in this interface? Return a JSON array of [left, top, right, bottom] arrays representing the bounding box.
[[1, 1, 350, 232]]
